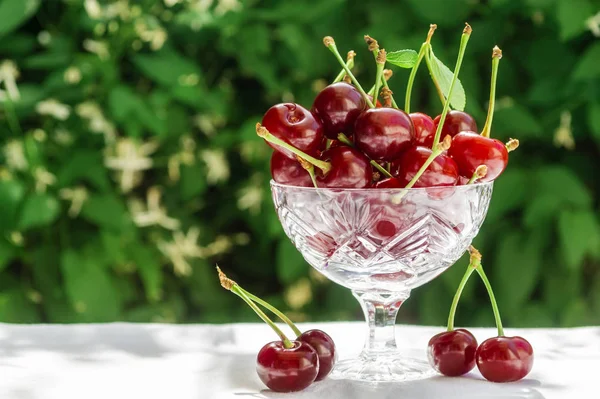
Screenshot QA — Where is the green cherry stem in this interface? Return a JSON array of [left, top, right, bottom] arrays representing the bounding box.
[[467, 165, 488, 184], [337, 133, 393, 178], [297, 156, 320, 189], [217, 266, 294, 348], [256, 123, 332, 174], [333, 51, 356, 83], [403, 134, 452, 190], [372, 49, 386, 107], [481, 46, 502, 138], [324, 36, 375, 108], [446, 250, 479, 331], [424, 48, 447, 107], [405, 24, 437, 114], [474, 257, 505, 337], [237, 286, 302, 337], [431, 23, 472, 149]]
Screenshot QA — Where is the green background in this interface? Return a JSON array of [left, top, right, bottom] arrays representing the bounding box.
[[0, 0, 599, 328]]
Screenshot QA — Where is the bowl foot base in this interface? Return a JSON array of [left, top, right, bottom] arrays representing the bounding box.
[[330, 352, 435, 382]]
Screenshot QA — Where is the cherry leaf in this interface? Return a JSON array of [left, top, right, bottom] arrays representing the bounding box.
[[427, 47, 466, 111], [386, 49, 418, 68]]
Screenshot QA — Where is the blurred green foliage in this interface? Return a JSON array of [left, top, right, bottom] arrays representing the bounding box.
[[0, 0, 599, 327]]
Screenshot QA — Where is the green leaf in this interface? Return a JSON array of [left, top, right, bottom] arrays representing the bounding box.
[[129, 245, 163, 302], [0, 288, 40, 323], [61, 250, 122, 322], [558, 209, 600, 270], [0, 238, 15, 272], [57, 150, 111, 191], [427, 47, 466, 111], [180, 163, 207, 201], [276, 239, 308, 284], [523, 194, 563, 228], [80, 195, 131, 231], [0, 0, 40, 39], [486, 168, 528, 221], [572, 43, 600, 81], [0, 179, 25, 231], [556, 0, 594, 41], [386, 49, 418, 68], [492, 231, 543, 314], [588, 103, 600, 140], [18, 193, 60, 230], [131, 47, 203, 87], [534, 166, 592, 208], [493, 103, 543, 138], [406, 0, 470, 25]]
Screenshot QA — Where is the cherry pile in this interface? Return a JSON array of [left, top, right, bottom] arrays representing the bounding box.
[[257, 24, 519, 190], [427, 247, 534, 382], [217, 267, 336, 392]]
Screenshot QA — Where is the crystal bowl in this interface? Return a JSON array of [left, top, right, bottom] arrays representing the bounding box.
[[271, 180, 493, 382]]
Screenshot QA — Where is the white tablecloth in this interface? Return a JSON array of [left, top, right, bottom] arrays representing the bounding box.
[[0, 322, 598, 398]]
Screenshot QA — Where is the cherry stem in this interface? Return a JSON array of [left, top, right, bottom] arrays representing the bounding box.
[[405, 24, 437, 113], [505, 138, 519, 152], [324, 36, 375, 108], [403, 135, 452, 189], [424, 49, 447, 107], [237, 286, 302, 337], [447, 261, 476, 331], [467, 165, 488, 184], [431, 24, 472, 149], [333, 51, 356, 83], [217, 267, 294, 348], [256, 123, 332, 174], [336, 133, 393, 178], [297, 156, 319, 189], [481, 46, 502, 138], [474, 259, 505, 337]]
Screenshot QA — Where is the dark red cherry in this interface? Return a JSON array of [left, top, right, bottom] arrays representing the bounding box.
[[262, 103, 323, 159], [448, 131, 508, 182], [298, 329, 336, 381], [433, 110, 477, 139], [374, 177, 403, 188], [428, 329, 478, 377], [476, 336, 534, 383], [270, 151, 312, 187], [312, 82, 367, 139], [256, 340, 319, 392], [354, 108, 414, 161], [317, 146, 372, 188], [391, 146, 459, 188], [410, 112, 436, 147]]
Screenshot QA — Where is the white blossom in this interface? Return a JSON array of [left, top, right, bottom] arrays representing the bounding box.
[[60, 186, 89, 217], [84, 0, 103, 19], [34, 167, 56, 193], [237, 184, 263, 214], [129, 186, 180, 230], [157, 227, 204, 276], [76, 101, 117, 143], [104, 138, 158, 193], [36, 99, 71, 120], [0, 60, 21, 100], [83, 39, 110, 60], [64, 66, 82, 84], [554, 111, 575, 150], [587, 12, 600, 37], [285, 279, 312, 309], [215, 0, 242, 16], [201, 149, 230, 184], [3, 140, 28, 171]]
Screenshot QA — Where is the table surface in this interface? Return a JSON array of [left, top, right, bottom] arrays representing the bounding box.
[[0, 322, 598, 399]]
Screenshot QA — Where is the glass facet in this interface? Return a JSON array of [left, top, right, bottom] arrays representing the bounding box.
[[271, 181, 493, 382]]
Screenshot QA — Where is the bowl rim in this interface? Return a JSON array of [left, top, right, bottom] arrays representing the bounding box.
[[270, 179, 493, 192]]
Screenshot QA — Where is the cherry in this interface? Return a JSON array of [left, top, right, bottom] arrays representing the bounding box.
[[262, 103, 323, 159], [298, 329, 336, 381], [311, 82, 366, 139], [270, 152, 313, 187], [476, 336, 534, 383], [410, 112, 436, 147], [317, 146, 372, 188], [391, 146, 459, 188], [257, 341, 319, 392], [428, 329, 478, 377], [448, 132, 508, 182], [433, 110, 477, 139], [354, 108, 414, 161]]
